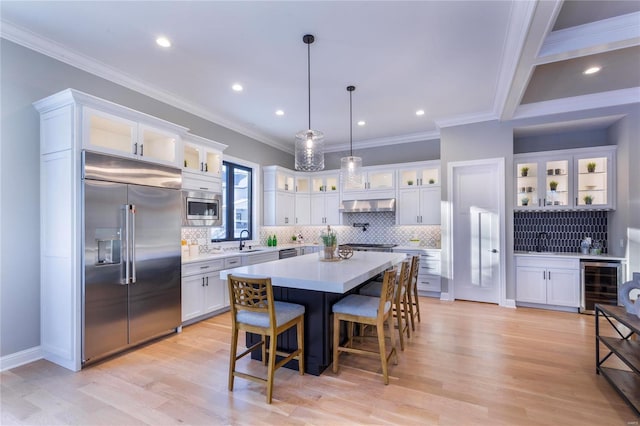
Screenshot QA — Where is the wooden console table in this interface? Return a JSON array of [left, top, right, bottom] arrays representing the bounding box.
[[595, 304, 640, 416]]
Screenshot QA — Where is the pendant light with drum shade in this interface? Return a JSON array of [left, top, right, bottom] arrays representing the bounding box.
[[340, 85, 363, 187], [295, 34, 325, 171]]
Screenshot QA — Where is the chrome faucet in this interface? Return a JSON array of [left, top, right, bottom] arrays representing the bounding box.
[[239, 229, 249, 250], [536, 232, 549, 252]]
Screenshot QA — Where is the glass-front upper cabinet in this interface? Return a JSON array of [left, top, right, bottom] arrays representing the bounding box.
[[83, 107, 182, 167], [182, 134, 225, 178], [515, 156, 572, 210], [311, 172, 339, 193], [295, 175, 311, 193], [398, 162, 440, 188], [574, 150, 614, 209], [515, 146, 616, 211]]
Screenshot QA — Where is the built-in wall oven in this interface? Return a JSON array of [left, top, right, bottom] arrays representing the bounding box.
[[580, 260, 622, 314], [182, 190, 222, 227]]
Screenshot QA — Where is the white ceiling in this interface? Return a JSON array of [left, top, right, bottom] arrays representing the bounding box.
[[1, 1, 639, 154]]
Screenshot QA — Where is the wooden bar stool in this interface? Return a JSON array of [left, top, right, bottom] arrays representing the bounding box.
[[406, 255, 421, 330], [227, 275, 305, 404], [332, 268, 398, 384], [359, 260, 411, 350]]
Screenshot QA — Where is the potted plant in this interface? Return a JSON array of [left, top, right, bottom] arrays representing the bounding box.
[[319, 226, 337, 260], [521, 197, 529, 206], [429, 178, 435, 184], [587, 162, 597, 173], [583, 195, 593, 205], [331, 185, 337, 191], [520, 166, 529, 177], [407, 180, 414, 186], [549, 180, 558, 191]]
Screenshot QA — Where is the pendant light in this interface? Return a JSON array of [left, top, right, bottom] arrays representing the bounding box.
[[340, 85, 363, 187], [295, 34, 325, 171]]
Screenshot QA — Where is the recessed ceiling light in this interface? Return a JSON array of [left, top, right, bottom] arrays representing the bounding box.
[[357, 120, 366, 126], [156, 36, 171, 48], [275, 110, 284, 116], [583, 66, 601, 75], [416, 109, 425, 116], [232, 83, 243, 92]]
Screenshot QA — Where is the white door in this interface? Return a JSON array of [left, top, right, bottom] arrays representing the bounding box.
[[450, 159, 504, 304]]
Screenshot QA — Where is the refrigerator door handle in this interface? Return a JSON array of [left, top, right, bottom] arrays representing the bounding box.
[[123, 204, 130, 284], [130, 204, 137, 284]]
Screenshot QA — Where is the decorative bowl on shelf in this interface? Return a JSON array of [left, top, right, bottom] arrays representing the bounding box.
[[585, 185, 597, 190]]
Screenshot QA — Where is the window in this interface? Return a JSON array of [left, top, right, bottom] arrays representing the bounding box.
[[211, 161, 252, 241]]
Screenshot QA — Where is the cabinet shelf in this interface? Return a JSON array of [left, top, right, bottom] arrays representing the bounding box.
[[596, 304, 640, 416]]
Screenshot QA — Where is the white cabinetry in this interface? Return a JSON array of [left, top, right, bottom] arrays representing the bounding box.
[[394, 248, 441, 294], [310, 172, 341, 225], [397, 161, 441, 225], [242, 251, 279, 265], [342, 167, 395, 200], [34, 89, 189, 371], [264, 166, 297, 226], [182, 133, 226, 179], [516, 256, 580, 308], [182, 259, 228, 323], [82, 105, 185, 168], [515, 146, 616, 211], [294, 176, 311, 225]]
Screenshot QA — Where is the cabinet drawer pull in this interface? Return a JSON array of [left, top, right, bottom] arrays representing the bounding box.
[[200, 265, 210, 269], [140, 144, 144, 156]]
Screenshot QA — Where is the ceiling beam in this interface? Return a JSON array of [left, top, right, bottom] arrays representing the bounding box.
[[537, 12, 640, 64]]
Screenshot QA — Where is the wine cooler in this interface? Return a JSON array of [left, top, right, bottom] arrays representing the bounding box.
[[580, 260, 622, 314]]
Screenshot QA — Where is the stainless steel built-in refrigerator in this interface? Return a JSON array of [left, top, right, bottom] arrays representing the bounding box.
[[83, 151, 182, 365]]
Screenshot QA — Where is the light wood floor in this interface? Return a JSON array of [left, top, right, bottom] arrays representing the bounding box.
[[1, 298, 637, 425]]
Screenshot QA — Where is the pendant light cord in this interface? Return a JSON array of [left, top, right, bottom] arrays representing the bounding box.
[[307, 38, 311, 130], [347, 85, 355, 156]]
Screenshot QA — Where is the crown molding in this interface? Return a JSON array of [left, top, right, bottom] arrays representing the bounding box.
[[512, 87, 640, 120], [324, 130, 441, 153], [1, 20, 293, 154], [538, 12, 640, 64]]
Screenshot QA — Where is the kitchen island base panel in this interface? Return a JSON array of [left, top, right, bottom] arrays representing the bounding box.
[[246, 285, 360, 376]]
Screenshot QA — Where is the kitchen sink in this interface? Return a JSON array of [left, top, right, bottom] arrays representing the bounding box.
[[241, 249, 263, 253]]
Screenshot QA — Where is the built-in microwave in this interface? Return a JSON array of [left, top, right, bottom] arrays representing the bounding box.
[[182, 190, 222, 227]]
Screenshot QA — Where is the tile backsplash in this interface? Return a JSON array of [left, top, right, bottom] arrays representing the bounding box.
[[514, 210, 608, 253], [183, 212, 441, 254], [262, 212, 441, 248]]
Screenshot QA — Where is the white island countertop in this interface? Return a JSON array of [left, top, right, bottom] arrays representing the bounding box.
[[219, 251, 407, 294]]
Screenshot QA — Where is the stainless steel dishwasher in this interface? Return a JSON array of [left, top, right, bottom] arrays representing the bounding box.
[[279, 248, 298, 259]]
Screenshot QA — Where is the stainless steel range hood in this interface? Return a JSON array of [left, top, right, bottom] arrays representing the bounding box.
[[340, 199, 396, 213]]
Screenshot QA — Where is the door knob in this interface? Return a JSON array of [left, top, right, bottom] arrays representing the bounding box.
[[490, 249, 498, 253]]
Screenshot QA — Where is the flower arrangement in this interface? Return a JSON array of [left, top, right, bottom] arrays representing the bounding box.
[[319, 226, 338, 260]]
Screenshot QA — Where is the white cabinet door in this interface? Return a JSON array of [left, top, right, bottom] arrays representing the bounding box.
[[324, 192, 341, 225], [574, 150, 615, 210], [310, 194, 326, 225], [83, 107, 180, 167], [203, 275, 226, 313], [295, 193, 311, 225], [398, 189, 420, 225], [276, 191, 295, 225], [546, 268, 580, 307], [419, 187, 441, 225], [182, 275, 206, 322], [516, 267, 547, 304], [83, 107, 137, 158]]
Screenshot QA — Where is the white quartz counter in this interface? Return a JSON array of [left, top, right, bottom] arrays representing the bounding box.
[[393, 246, 440, 253], [219, 251, 407, 294], [514, 251, 626, 261]]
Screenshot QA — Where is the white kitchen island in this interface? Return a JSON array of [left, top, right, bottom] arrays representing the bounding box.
[[220, 251, 406, 375]]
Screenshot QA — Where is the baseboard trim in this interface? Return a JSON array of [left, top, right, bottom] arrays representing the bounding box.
[[440, 292, 452, 301], [0, 346, 43, 372], [501, 299, 516, 308]]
